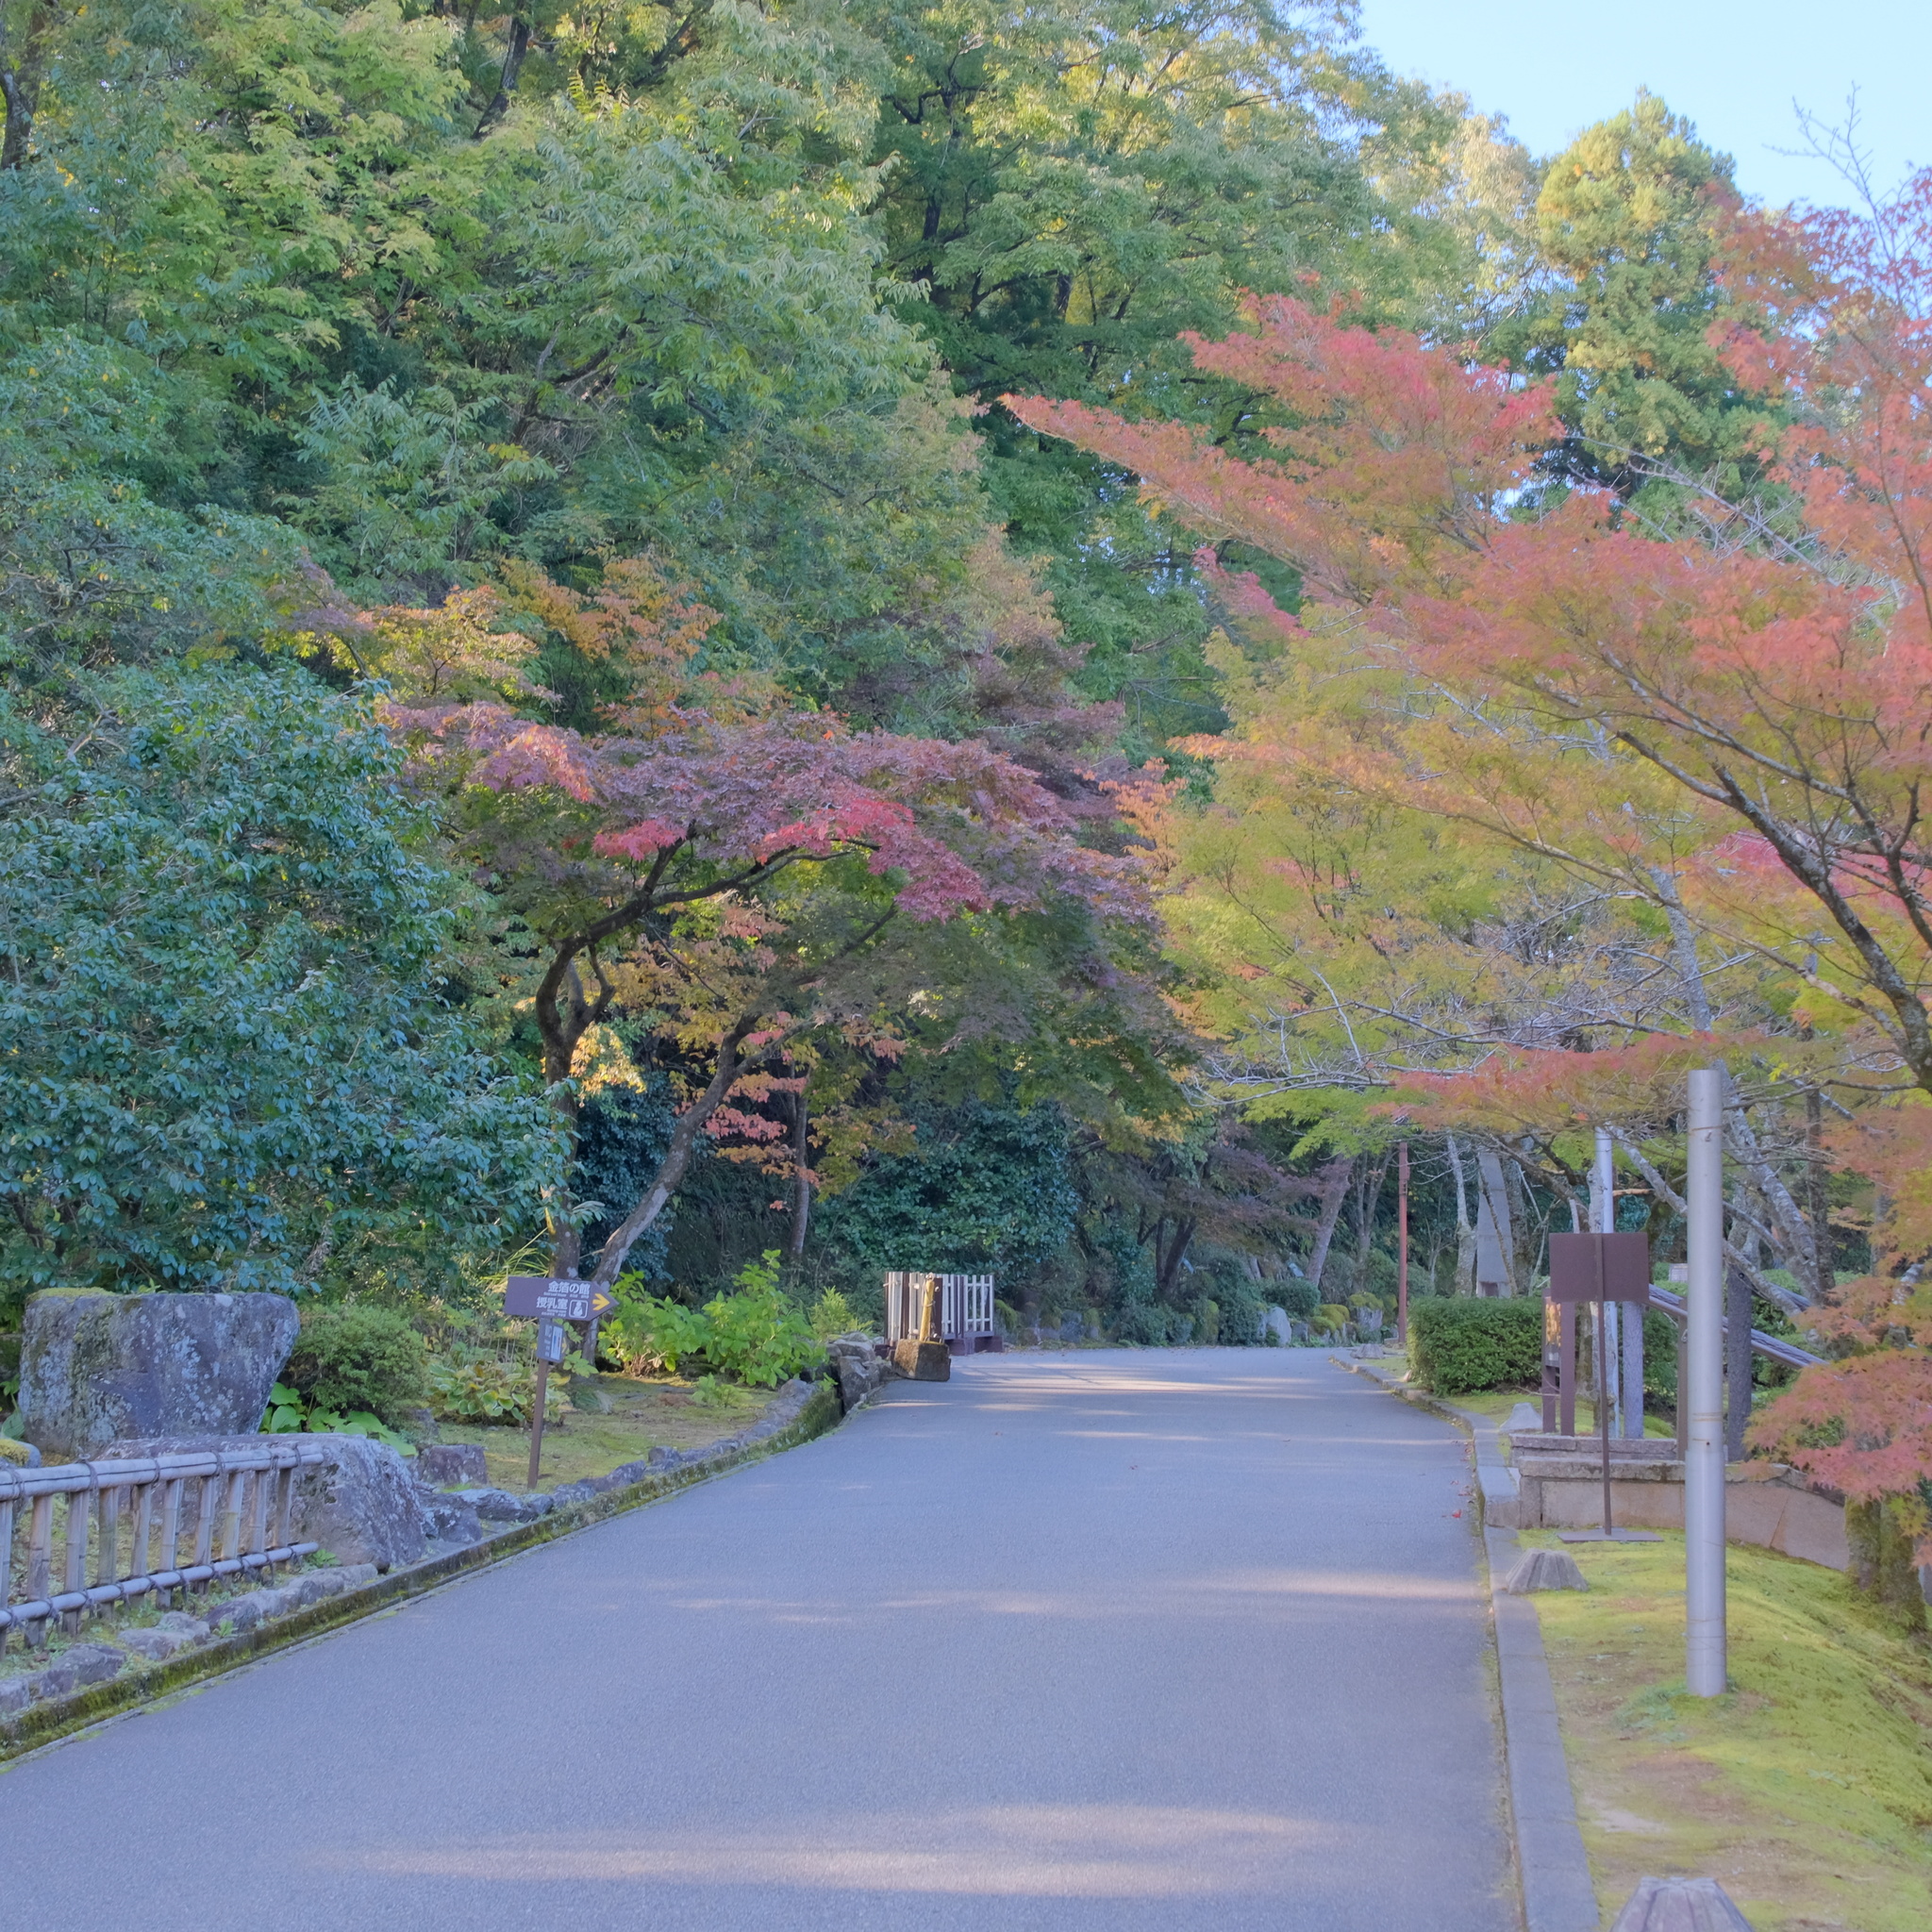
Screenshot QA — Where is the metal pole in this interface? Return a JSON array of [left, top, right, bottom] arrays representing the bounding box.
[[1596, 1236, 1613, 1537], [1397, 1140, 1410, 1347], [1624, 1272, 1646, 1439], [1592, 1129, 1622, 1437], [1686, 1067, 1727, 1696]]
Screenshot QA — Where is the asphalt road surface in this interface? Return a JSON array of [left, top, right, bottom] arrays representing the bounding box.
[[0, 1351, 1512, 1931]]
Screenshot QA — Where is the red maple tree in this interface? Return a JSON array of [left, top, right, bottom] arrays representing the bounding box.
[[391, 698, 1147, 1285]]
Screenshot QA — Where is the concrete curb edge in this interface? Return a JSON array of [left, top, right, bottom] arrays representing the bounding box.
[[1333, 1355, 1600, 1932], [0, 1381, 844, 1765]]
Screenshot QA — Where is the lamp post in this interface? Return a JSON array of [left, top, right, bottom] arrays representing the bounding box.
[[1685, 1067, 1727, 1696]]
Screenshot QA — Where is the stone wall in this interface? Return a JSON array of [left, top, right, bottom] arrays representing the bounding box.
[[1504, 1433, 1851, 1571]]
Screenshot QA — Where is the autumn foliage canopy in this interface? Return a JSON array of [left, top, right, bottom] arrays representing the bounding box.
[[1009, 171, 1932, 1543]]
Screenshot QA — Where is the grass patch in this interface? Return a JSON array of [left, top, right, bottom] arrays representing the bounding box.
[[434, 1372, 775, 1493], [1522, 1528, 1932, 1929], [1419, 1381, 1674, 1438]]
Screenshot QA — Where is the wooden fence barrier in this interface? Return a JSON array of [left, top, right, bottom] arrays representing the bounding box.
[[0, 1441, 332, 1652], [883, 1274, 998, 1352]]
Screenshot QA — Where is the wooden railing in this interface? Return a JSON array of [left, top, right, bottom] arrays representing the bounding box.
[[0, 1441, 332, 1652]]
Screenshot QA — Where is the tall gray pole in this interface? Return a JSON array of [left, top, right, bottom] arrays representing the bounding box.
[[1595, 1125, 1646, 1437], [1685, 1068, 1727, 1695], [1592, 1129, 1625, 1436]]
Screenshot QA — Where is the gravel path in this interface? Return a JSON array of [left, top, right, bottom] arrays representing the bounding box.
[[0, 1350, 1512, 1931]]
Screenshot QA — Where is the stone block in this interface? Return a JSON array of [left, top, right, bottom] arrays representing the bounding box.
[[1610, 1875, 1754, 1929], [120, 1626, 195, 1662], [458, 1488, 552, 1524], [416, 1488, 484, 1546], [416, 1442, 489, 1488], [825, 1336, 886, 1411], [19, 1291, 298, 1461], [891, 1339, 951, 1382], [1502, 1548, 1589, 1593], [26, 1643, 126, 1701], [291, 1434, 426, 1571]]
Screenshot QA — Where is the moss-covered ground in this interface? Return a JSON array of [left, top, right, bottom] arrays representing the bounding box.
[[1520, 1528, 1932, 1929], [434, 1372, 778, 1492]]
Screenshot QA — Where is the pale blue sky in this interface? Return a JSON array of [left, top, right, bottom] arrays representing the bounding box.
[[1352, 0, 1928, 208]]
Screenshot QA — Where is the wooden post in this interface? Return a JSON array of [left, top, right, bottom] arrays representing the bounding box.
[[192, 1473, 219, 1591], [26, 1493, 52, 1645], [1397, 1141, 1410, 1347], [158, 1478, 184, 1604], [62, 1488, 90, 1633], [0, 1497, 13, 1656], [97, 1483, 124, 1592], [130, 1482, 155, 1594], [221, 1470, 246, 1564], [528, 1361, 551, 1490], [274, 1462, 296, 1557], [250, 1465, 271, 1567]]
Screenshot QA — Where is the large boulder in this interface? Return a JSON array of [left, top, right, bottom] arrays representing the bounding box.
[[19, 1291, 298, 1462], [102, 1432, 427, 1574]]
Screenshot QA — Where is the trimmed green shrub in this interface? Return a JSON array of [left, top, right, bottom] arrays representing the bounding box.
[[1409, 1297, 1544, 1395], [1313, 1303, 1351, 1335], [284, 1305, 429, 1424], [1276, 1277, 1319, 1322]]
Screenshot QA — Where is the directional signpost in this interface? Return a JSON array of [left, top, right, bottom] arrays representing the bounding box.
[[1547, 1231, 1659, 1545], [505, 1276, 616, 1488]]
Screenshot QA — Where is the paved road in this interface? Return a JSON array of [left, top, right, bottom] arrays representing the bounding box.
[[0, 1352, 1512, 1931]]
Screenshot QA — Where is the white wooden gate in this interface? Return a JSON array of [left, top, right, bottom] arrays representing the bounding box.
[[884, 1273, 998, 1349]]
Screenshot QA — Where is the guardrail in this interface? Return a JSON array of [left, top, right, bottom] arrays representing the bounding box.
[[0, 1441, 333, 1651], [1645, 1284, 1825, 1370]]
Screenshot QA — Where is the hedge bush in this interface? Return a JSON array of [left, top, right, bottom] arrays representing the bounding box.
[[1409, 1297, 1544, 1395], [284, 1305, 429, 1424]]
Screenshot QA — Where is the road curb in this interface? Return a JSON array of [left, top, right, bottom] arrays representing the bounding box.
[[0, 1382, 844, 1765], [1333, 1355, 1600, 1932]]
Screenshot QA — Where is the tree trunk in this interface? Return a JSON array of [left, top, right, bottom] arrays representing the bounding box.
[[1724, 1264, 1754, 1461], [1445, 1135, 1477, 1294], [1345, 1153, 1390, 1303], [1844, 1498, 1928, 1632], [1157, 1217, 1197, 1298], [474, 11, 532, 136], [787, 1079, 811, 1267], [1805, 1083, 1832, 1302], [1305, 1157, 1353, 1294], [1, 3, 57, 171], [589, 1013, 766, 1286], [1474, 1146, 1516, 1296]]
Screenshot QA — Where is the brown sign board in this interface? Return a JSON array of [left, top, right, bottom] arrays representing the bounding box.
[[504, 1275, 615, 1322], [1546, 1231, 1651, 1306]]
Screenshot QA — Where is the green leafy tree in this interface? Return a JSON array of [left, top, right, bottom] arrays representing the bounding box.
[[1491, 92, 1768, 502], [817, 1102, 1079, 1279], [0, 666, 565, 1306]]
